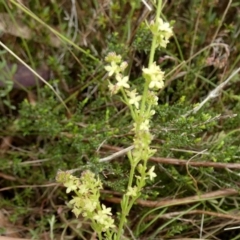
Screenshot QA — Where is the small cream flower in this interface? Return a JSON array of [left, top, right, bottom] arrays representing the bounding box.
[[78, 184, 88, 194], [120, 61, 128, 71], [105, 62, 119, 76], [157, 18, 173, 38], [93, 205, 115, 231], [64, 176, 78, 193], [147, 91, 159, 105], [153, 95, 158, 105], [102, 217, 115, 231], [108, 82, 120, 95], [116, 74, 130, 89], [105, 52, 122, 63], [105, 52, 116, 62], [126, 89, 142, 109], [156, 35, 169, 48], [133, 120, 150, 132], [142, 62, 161, 76], [143, 62, 165, 89], [150, 110, 156, 116], [149, 18, 173, 48], [84, 200, 97, 213], [148, 166, 157, 181], [126, 186, 138, 197], [72, 207, 82, 218], [101, 204, 112, 215], [140, 120, 150, 131], [149, 75, 164, 89]]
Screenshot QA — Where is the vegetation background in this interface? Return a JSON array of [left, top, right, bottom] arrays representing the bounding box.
[[0, 0, 240, 239]]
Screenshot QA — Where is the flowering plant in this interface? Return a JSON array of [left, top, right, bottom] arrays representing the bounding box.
[[56, 1, 173, 239]]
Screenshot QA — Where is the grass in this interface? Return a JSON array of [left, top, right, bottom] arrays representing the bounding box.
[[0, 0, 240, 239]]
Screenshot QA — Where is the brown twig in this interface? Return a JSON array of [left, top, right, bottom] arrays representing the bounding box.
[[150, 156, 240, 169], [104, 188, 238, 208], [146, 209, 240, 221], [101, 145, 240, 169]]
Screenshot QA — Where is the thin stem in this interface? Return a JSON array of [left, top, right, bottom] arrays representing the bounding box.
[[120, 89, 136, 120], [116, 163, 137, 239], [149, 0, 162, 64], [140, 0, 162, 114]]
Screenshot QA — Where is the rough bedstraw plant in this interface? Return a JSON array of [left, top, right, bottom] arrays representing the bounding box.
[[56, 1, 173, 239]]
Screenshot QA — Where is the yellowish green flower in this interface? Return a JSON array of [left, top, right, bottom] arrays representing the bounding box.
[[126, 89, 142, 109], [152, 95, 158, 105], [150, 110, 156, 115], [105, 52, 122, 63], [101, 204, 112, 215], [72, 207, 82, 218], [147, 91, 159, 106], [143, 62, 165, 89], [140, 119, 150, 131], [149, 75, 164, 89], [126, 186, 138, 197], [105, 62, 120, 76], [142, 62, 161, 76], [149, 18, 173, 48], [157, 18, 173, 38], [64, 175, 78, 193], [148, 166, 157, 181], [93, 204, 115, 231], [155, 35, 169, 48], [103, 218, 115, 231], [108, 82, 120, 95], [120, 61, 128, 71], [84, 199, 97, 213], [116, 74, 130, 89], [77, 183, 87, 194]]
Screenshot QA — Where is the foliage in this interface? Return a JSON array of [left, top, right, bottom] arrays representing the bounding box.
[[0, 0, 240, 239]]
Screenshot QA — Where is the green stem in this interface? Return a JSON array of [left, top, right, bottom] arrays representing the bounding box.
[[116, 143, 150, 238], [140, 0, 162, 114], [98, 233, 102, 240], [116, 162, 137, 239], [121, 89, 136, 120], [126, 160, 148, 213], [149, 0, 162, 65]]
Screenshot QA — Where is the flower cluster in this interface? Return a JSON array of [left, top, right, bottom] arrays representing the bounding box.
[[143, 62, 165, 90], [56, 170, 115, 232], [103, 19, 173, 204], [105, 56, 168, 183], [131, 17, 173, 168], [105, 52, 142, 110], [128, 21, 173, 185], [130, 62, 166, 179], [149, 17, 173, 48], [134, 62, 164, 162]]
